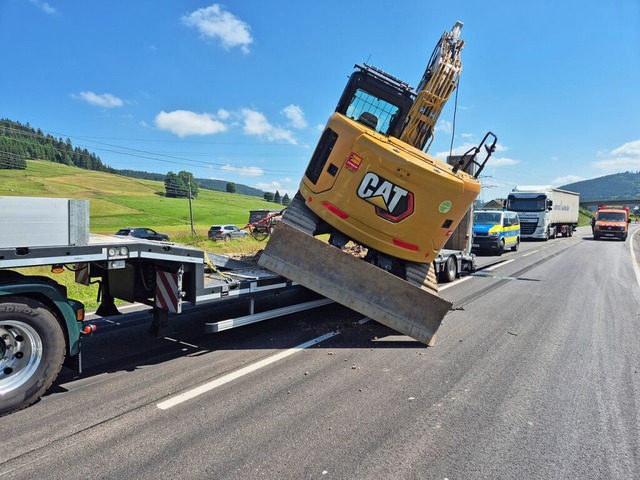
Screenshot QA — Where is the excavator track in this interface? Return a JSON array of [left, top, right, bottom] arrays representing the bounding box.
[[280, 194, 319, 234], [405, 261, 439, 296], [258, 194, 452, 345]]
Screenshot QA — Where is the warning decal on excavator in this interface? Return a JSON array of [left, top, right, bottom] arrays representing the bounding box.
[[346, 152, 363, 171], [357, 172, 414, 222]]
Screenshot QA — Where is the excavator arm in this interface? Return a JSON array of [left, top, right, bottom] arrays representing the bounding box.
[[399, 21, 464, 151]]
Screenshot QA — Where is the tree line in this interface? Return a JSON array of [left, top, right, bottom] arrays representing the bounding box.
[[0, 119, 115, 173]]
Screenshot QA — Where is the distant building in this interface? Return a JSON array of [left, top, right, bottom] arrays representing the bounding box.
[[482, 199, 504, 210]]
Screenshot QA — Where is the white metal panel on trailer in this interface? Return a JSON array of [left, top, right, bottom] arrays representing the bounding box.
[[0, 196, 89, 248]]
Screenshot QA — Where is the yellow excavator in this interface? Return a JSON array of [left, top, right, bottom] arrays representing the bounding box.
[[258, 22, 497, 345]]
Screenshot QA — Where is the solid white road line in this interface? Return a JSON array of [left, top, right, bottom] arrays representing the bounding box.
[[156, 330, 340, 410], [485, 259, 515, 271], [629, 228, 640, 288], [439, 275, 472, 290]]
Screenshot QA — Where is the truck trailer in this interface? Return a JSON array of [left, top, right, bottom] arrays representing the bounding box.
[[0, 196, 334, 416], [505, 186, 579, 240], [433, 155, 479, 282]]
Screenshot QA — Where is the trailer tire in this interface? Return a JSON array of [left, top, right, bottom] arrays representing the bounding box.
[[439, 256, 458, 283], [0, 297, 66, 417]]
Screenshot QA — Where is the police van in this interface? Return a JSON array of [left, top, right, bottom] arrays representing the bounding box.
[[472, 210, 520, 255]]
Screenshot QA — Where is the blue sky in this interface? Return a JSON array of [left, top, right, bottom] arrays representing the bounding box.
[[2, 0, 639, 201]]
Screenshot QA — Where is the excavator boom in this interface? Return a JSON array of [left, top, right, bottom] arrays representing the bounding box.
[[400, 21, 464, 151]]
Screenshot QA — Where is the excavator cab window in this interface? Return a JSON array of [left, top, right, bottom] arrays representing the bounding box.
[[335, 65, 415, 138], [346, 88, 398, 134]]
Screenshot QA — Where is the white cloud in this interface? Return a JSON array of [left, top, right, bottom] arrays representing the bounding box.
[[592, 139, 640, 171], [434, 120, 452, 134], [182, 4, 253, 54], [155, 110, 227, 137], [255, 180, 294, 197], [29, 0, 56, 14], [217, 108, 231, 119], [282, 105, 307, 129], [488, 157, 519, 167], [73, 91, 124, 108], [552, 175, 583, 185], [241, 108, 297, 144], [221, 165, 263, 177]]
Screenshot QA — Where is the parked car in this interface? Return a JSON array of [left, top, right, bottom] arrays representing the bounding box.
[[115, 227, 170, 242], [208, 225, 249, 241]]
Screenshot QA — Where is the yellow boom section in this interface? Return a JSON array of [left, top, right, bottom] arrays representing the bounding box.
[[400, 21, 464, 152]]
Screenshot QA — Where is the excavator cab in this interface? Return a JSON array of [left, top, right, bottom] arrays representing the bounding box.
[[299, 64, 490, 265], [333, 64, 415, 137], [258, 23, 497, 345]]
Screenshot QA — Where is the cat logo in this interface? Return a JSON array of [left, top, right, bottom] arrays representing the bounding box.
[[357, 172, 414, 223]]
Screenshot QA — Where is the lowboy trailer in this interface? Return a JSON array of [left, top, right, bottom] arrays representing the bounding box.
[[0, 197, 330, 416]]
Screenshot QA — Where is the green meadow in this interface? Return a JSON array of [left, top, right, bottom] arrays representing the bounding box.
[[0, 160, 284, 246], [1, 160, 286, 309]]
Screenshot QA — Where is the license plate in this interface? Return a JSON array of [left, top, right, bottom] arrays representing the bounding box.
[[472, 243, 479, 248]]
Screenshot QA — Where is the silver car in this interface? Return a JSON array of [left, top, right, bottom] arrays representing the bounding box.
[[208, 225, 249, 241]]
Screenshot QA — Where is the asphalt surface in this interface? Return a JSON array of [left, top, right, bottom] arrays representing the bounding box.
[[1, 225, 639, 479]]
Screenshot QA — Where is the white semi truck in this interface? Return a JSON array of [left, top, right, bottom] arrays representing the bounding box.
[[505, 186, 579, 240]]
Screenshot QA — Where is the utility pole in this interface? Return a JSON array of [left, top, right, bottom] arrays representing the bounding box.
[[188, 178, 195, 235]]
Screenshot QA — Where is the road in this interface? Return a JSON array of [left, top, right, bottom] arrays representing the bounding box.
[[2, 226, 639, 479]]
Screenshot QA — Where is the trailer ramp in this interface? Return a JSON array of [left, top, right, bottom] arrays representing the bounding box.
[[258, 221, 452, 345]]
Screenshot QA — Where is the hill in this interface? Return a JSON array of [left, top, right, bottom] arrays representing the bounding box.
[[559, 171, 640, 202], [0, 160, 282, 236], [0, 118, 266, 198]]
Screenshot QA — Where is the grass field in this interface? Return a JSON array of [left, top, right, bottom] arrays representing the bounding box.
[[1, 160, 285, 309], [0, 160, 283, 237]]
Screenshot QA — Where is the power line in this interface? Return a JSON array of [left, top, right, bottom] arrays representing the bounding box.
[[0, 121, 305, 176]]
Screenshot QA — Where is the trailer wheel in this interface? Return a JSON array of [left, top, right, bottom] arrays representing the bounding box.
[[0, 297, 66, 417], [439, 256, 458, 283]]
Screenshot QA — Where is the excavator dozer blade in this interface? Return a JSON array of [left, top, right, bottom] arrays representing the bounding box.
[[257, 221, 452, 345]]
